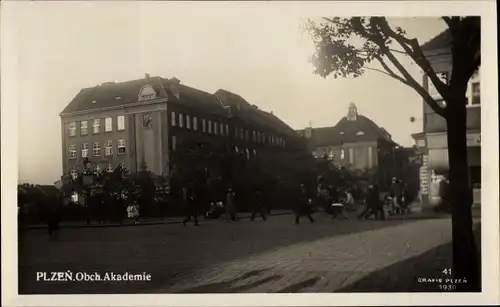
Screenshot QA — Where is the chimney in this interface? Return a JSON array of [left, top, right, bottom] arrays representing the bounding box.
[[145, 73, 150, 79]]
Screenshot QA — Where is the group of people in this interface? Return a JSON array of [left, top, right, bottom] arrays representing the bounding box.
[[358, 177, 410, 220], [180, 183, 270, 226]]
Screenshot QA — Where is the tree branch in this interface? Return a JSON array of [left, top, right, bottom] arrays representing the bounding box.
[[367, 18, 447, 118], [373, 17, 451, 104]]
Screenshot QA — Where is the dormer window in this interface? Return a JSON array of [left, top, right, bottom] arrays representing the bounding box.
[[91, 100, 97, 104], [356, 131, 365, 136], [138, 85, 158, 101], [116, 97, 122, 100], [340, 131, 345, 135]]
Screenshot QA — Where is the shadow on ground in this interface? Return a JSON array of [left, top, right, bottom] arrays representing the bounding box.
[[336, 222, 481, 292], [18, 213, 449, 294]]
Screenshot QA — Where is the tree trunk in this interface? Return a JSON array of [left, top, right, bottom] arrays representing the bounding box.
[[446, 99, 480, 291]]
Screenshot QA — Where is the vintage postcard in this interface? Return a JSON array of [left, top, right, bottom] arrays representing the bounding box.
[[1, 0, 498, 306]]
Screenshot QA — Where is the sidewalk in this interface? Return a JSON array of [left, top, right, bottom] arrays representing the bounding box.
[[23, 210, 293, 230]]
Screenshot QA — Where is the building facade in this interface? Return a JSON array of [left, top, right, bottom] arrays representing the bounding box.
[[297, 103, 398, 182], [60, 75, 303, 179], [412, 30, 481, 206]]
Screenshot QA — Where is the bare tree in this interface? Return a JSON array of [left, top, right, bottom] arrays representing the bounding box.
[[306, 16, 480, 291]]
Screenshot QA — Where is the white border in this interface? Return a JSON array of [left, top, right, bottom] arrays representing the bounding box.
[[1, 1, 498, 306]]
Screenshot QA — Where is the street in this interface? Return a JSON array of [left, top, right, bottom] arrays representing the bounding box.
[[19, 213, 477, 294]]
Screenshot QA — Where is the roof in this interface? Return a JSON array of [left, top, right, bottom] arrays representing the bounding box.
[[302, 115, 395, 147], [214, 89, 299, 137], [421, 29, 452, 52], [61, 77, 168, 115], [61, 76, 299, 137]]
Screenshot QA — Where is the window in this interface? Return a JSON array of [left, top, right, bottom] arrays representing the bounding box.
[[80, 121, 88, 135], [214, 122, 218, 135], [240, 129, 244, 139], [68, 122, 76, 136], [245, 130, 249, 141], [193, 117, 198, 131], [471, 82, 480, 105], [234, 127, 238, 138], [93, 119, 100, 134], [105, 117, 112, 132], [202, 119, 206, 132], [179, 114, 184, 128], [186, 115, 191, 129], [117, 115, 125, 131], [105, 140, 113, 156], [171, 112, 176, 126], [69, 144, 77, 159], [81, 143, 89, 158], [118, 139, 126, 155], [252, 131, 256, 142], [225, 124, 229, 136], [208, 121, 212, 134], [172, 135, 177, 151], [220, 123, 224, 136], [93, 142, 101, 156], [356, 131, 365, 136]]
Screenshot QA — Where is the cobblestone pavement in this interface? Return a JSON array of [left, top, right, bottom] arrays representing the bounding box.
[[18, 213, 479, 294]]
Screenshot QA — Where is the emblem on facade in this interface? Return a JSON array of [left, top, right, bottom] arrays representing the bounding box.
[[142, 113, 152, 128]]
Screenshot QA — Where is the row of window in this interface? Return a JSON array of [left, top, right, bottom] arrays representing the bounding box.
[[68, 140, 126, 159], [171, 111, 286, 148], [68, 116, 126, 137]]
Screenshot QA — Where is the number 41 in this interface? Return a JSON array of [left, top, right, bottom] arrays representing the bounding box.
[[443, 268, 452, 275]]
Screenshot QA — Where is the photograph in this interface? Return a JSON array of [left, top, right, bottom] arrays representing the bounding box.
[[1, 1, 498, 306]]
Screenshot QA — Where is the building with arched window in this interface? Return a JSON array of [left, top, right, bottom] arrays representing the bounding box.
[[60, 74, 303, 178]]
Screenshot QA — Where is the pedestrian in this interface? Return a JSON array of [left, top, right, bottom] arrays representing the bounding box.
[[358, 184, 379, 220], [388, 177, 403, 215], [225, 187, 237, 221], [183, 185, 200, 226], [371, 185, 385, 220], [295, 184, 315, 224], [251, 188, 267, 221], [47, 206, 60, 241], [132, 201, 140, 224]]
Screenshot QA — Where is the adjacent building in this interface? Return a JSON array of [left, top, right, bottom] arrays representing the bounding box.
[[297, 103, 399, 184], [60, 74, 303, 179], [412, 29, 481, 206]]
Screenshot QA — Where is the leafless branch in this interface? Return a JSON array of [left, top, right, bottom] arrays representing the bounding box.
[[373, 18, 451, 103], [366, 18, 447, 117]]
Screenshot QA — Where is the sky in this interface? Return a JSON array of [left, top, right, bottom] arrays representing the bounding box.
[[3, 2, 447, 185]]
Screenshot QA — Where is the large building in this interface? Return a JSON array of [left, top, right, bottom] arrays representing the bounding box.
[[60, 74, 303, 178], [297, 103, 399, 182], [412, 29, 481, 206]]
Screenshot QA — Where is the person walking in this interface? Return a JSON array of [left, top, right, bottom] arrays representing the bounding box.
[[47, 206, 61, 241], [359, 184, 379, 220], [388, 177, 403, 215], [295, 184, 315, 224], [225, 187, 238, 221], [251, 188, 267, 221], [183, 185, 200, 226]]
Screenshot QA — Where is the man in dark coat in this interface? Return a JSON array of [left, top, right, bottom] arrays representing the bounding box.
[[295, 184, 315, 224], [359, 184, 382, 220], [182, 184, 199, 226], [251, 187, 267, 221]]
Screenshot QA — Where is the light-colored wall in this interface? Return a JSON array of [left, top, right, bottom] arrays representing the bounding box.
[[60, 101, 167, 175], [313, 141, 379, 170]]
